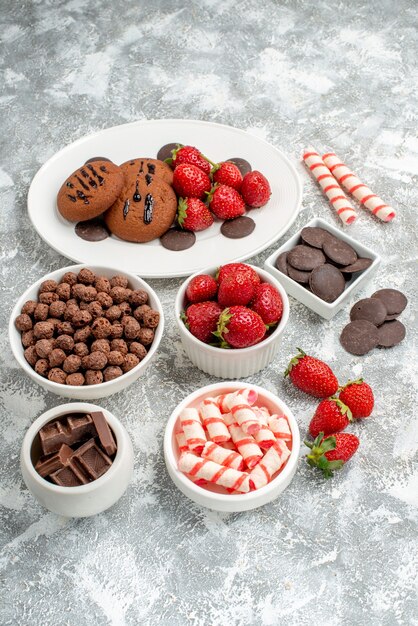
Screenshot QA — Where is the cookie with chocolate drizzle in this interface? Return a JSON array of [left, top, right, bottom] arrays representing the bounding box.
[[120, 158, 174, 186]]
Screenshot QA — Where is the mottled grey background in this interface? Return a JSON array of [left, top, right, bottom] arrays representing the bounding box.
[[1, 1, 417, 625]]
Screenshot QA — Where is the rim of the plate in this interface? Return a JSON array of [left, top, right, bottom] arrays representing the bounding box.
[[27, 118, 303, 278]]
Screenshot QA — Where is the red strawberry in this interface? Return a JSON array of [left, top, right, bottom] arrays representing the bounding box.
[[339, 379, 374, 418], [170, 145, 211, 176], [173, 164, 211, 199], [177, 197, 213, 232], [212, 162, 243, 191], [214, 306, 266, 348], [207, 184, 245, 220], [250, 283, 283, 325], [217, 271, 255, 307], [217, 263, 261, 289], [186, 274, 218, 303], [284, 348, 339, 398], [308, 398, 352, 438], [305, 432, 360, 478], [241, 171, 271, 207], [182, 301, 222, 344]]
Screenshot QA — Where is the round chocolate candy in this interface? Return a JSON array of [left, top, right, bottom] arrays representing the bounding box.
[[377, 320, 406, 348], [287, 245, 325, 271], [371, 288, 407, 317], [300, 226, 332, 249], [350, 298, 387, 326], [309, 264, 345, 302], [275, 251, 289, 276], [221, 216, 255, 239], [287, 264, 311, 284], [340, 258, 372, 273], [323, 238, 357, 266], [85, 157, 112, 164], [156, 143, 180, 162], [340, 320, 379, 355], [160, 229, 196, 251], [75, 218, 110, 242]]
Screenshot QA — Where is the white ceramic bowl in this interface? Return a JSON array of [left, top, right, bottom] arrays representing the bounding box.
[[174, 265, 289, 378], [21, 402, 134, 517], [264, 216, 381, 320], [9, 264, 164, 399], [164, 382, 300, 512]]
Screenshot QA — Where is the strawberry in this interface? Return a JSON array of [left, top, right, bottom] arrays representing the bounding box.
[[339, 379, 374, 418], [212, 162, 243, 191], [169, 145, 211, 176], [241, 171, 271, 208], [250, 283, 283, 325], [284, 348, 339, 398], [305, 432, 360, 478], [182, 301, 222, 344], [173, 164, 211, 199], [207, 184, 245, 220], [308, 398, 352, 438], [214, 306, 266, 348], [186, 274, 218, 304], [217, 271, 255, 307], [177, 197, 213, 232], [217, 263, 261, 289]]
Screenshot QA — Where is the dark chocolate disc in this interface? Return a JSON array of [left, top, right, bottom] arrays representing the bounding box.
[[160, 229, 196, 251], [221, 216, 255, 239], [84, 157, 112, 164], [300, 226, 333, 249], [371, 288, 408, 317], [309, 264, 345, 302], [287, 245, 326, 271], [350, 298, 387, 326], [340, 320, 379, 355], [377, 320, 406, 348], [226, 158, 252, 176], [156, 143, 180, 162], [75, 218, 110, 241], [323, 238, 357, 266], [275, 251, 289, 276], [340, 258, 373, 273], [287, 264, 311, 284]]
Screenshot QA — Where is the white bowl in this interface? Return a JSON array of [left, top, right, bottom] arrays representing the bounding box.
[[174, 265, 289, 378], [164, 382, 300, 512], [20, 402, 134, 517], [264, 216, 381, 320], [9, 264, 164, 399]]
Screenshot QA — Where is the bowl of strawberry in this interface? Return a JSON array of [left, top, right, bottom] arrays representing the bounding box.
[[175, 262, 289, 378]]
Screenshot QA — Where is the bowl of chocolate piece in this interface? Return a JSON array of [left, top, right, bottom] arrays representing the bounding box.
[[9, 265, 164, 399], [264, 217, 381, 320], [20, 403, 134, 517]]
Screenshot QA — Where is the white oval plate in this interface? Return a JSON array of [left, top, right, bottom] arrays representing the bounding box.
[[28, 119, 302, 278]]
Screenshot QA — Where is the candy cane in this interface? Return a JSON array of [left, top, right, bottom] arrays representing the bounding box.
[[180, 407, 207, 454], [228, 394, 260, 435], [268, 415, 292, 441], [216, 388, 258, 413], [228, 423, 263, 469], [248, 440, 291, 490], [303, 147, 357, 225], [175, 431, 189, 453], [202, 441, 244, 471], [322, 152, 396, 222], [179, 452, 250, 493], [199, 398, 231, 443]]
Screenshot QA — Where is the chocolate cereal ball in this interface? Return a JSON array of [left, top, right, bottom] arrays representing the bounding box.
[[66, 298, 78, 308], [48, 368, 67, 384], [109, 286, 129, 304], [34, 303, 49, 321], [96, 292, 113, 308], [91, 339, 110, 354], [104, 366, 123, 381], [24, 346, 38, 367], [124, 318, 141, 340], [129, 342, 147, 360], [142, 309, 160, 329], [80, 286, 97, 303], [91, 317, 112, 339], [110, 275, 129, 288], [60, 272, 78, 286], [39, 279, 58, 293], [49, 348, 66, 367], [87, 301, 103, 319], [73, 326, 91, 343], [66, 373, 85, 386], [85, 370, 103, 385], [133, 304, 151, 323], [107, 350, 124, 366], [55, 334, 74, 352], [49, 300, 66, 319], [33, 321, 54, 339], [35, 359, 49, 377], [55, 282, 71, 301], [79, 301, 89, 311], [110, 338, 128, 355], [35, 339, 54, 359], [109, 322, 124, 339], [73, 342, 89, 357], [71, 284, 87, 300], [64, 303, 79, 321], [56, 321, 74, 336], [63, 354, 81, 374], [122, 353, 140, 372], [105, 305, 122, 321], [21, 330, 36, 348], [21, 300, 37, 316], [118, 302, 132, 316], [77, 268, 96, 285], [138, 328, 154, 346], [72, 310, 92, 328], [129, 289, 148, 307], [82, 351, 108, 370], [15, 314, 33, 332], [39, 292, 59, 305], [94, 276, 111, 294]]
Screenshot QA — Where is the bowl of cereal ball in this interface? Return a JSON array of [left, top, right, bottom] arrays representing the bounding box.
[[9, 265, 164, 399]]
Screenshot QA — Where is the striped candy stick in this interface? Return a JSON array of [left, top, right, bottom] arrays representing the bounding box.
[[178, 452, 250, 493], [180, 407, 207, 454], [302, 147, 357, 225], [201, 441, 244, 471], [199, 398, 231, 443], [248, 440, 291, 490], [322, 152, 396, 222]]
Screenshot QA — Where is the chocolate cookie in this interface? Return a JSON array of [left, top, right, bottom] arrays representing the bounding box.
[[350, 298, 387, 326], [371, 288, 408, 317], [340, 320, 379, 355], [309, 264, 345, 302], [104, 170, 177, 243], [323, 238, 357, 266], [287, 245, 326, 271], [121, 158, 174, 186], [57, 161, 124, 223], [377, 320, 406, 348]]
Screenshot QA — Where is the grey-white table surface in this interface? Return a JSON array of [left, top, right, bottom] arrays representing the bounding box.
[[1, 1, 417, 625]]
